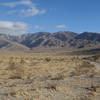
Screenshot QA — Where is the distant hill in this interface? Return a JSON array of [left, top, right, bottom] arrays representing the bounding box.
[[0, 31, 100, 52], [0, 35, 29, 51]]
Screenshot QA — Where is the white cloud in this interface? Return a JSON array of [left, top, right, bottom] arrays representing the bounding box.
[[2, 0, 46, 17], [21, 7, 46, 17], [33, 25, 43, 30], [0, 21, 28, 35], [2, 0, 32, 7], [55, 25, 68, 29]]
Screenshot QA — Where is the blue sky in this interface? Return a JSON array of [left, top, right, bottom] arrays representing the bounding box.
[[0, 0, 100, 35]]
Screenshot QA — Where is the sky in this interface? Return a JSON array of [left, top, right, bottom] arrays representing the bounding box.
[[0, 0, 100, 35]]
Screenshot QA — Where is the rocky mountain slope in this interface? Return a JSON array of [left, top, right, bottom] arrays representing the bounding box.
[[0, 31, 100, 51], [0, 34, 29, 51]]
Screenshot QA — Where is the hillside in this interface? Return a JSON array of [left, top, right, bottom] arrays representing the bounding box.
[[0, 36, 29, 51], [0, 31, 100, 52]]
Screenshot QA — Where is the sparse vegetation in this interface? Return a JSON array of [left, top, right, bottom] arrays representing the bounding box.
[[70, 61, 96, 77], [0, 52, 99, 100]]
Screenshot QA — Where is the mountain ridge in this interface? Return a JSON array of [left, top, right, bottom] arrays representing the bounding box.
[[0, 31, 100, 52]]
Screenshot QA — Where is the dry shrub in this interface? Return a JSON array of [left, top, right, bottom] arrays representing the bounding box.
[[8, 58, 26, 79], [50, 74, 64, 80], [45, 83, 57, 91], [70, 61, 95, 77], [45, 57, 51, 62]]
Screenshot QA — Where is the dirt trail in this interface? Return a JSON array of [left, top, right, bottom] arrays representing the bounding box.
[[83, 59, 100, 71]]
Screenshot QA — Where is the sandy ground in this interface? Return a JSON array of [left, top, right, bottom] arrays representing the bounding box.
[[0, 52, 99, 100]]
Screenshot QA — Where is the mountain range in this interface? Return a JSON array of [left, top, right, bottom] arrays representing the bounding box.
[[0, 31, 100, 52]]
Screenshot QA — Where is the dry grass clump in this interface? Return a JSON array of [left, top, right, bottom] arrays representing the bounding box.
[[8, 90, 30, 97], [50, 74, 64, 80], [70, 61, 96, 77], [7, 58, 28, 79], [45, 57, 51, 62]]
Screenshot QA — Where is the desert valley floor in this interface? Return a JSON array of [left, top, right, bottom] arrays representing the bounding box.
[[0, 52, 100, 100]]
